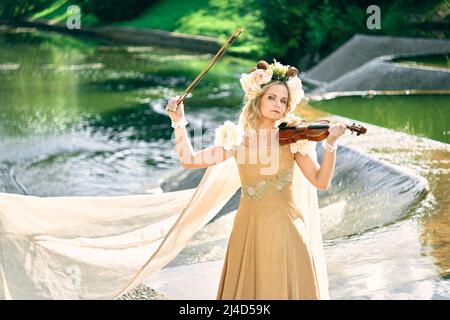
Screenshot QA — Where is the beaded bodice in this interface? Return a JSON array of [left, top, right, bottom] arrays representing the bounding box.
[[234, 144, 296, 201]]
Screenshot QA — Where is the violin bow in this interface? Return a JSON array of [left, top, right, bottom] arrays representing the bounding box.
[[175, 28, 243, 106]]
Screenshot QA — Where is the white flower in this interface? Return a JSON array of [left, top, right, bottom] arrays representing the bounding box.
[[214, 121, 245, 151], [289, 139, 315, 156], [287, 75, 303, 89], [240, 73, 260, 99], [247, 186, 255, 196], [240, 68, 273, 99], [253, 68, 273, 85], [286, 76, 305, 110]]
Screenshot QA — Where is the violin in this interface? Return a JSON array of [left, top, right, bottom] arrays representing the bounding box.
[[278, 119, 367, 145]]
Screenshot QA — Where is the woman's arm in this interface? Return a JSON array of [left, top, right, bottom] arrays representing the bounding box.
[[174, 126, 234, 168], [167, 96, 234, 169], [294, 146, 335, 191], [294, 123, 347, 191]]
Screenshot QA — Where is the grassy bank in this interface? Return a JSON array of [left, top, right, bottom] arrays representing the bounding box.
[[113, 0, 267, 57], [26, 0, 267, 58]]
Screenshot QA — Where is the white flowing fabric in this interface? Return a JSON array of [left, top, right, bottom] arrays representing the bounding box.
[[0, 143, 329, 300]]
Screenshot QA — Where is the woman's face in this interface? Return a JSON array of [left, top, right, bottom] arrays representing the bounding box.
[[258, 83, 289, 122]]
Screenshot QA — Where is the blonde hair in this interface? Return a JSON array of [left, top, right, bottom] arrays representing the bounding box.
[[238, 81, 292, 130]]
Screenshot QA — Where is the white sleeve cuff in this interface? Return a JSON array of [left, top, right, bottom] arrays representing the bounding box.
[[322, 140, 337, 153], [171, 118, 188, 129]]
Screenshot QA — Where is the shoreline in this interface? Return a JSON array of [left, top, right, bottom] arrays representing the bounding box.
[[2, 19, 222, 54]]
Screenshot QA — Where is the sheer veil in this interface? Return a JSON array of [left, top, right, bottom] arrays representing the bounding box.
[[0, 142, 329, 299]]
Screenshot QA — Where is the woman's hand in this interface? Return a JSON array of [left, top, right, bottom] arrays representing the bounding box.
[[326, 123, 347, 145], [165, 95, 185, 122]]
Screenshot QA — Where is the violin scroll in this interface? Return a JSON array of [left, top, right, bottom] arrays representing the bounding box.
[[348, 122, 367, 136]]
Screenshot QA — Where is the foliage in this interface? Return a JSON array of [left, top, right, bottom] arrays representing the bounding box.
[[0, 0, 48, 19], [258, 0, 449, 67], [113, 0, 268, 58], [81, 0, 157, 22]]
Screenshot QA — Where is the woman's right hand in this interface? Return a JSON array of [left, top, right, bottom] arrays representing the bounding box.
[[165, 95, 185, 122]]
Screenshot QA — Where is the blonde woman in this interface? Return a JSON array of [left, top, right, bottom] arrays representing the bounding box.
[[166, 59, 347, 300]]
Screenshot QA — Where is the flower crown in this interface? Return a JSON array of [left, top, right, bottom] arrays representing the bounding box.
[[240, 59, 305, 112]]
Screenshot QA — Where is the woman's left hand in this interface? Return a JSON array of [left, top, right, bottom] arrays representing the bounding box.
[[327, 123, 347, 144]]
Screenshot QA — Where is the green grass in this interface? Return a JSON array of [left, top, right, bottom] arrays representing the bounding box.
[[112, 0, 267, 58]]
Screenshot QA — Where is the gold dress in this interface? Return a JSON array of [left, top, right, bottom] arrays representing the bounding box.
[[216, 143, 320, 299]]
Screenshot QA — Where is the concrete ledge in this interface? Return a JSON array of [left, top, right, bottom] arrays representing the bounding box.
[[311, 57, 450, 93], [305, 34, 450, 83]]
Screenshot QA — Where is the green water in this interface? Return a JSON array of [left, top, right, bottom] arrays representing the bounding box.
[[310, 94, 450, 144], [0, 28, 249, 138], [392, 53, 450, 69], [0, 26, 251, 196]]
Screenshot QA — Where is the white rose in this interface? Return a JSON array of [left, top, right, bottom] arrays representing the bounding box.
[[240, 73, 260, 99], [287, 77, 305, 109], [214, 120, 245, 151], [287, 76, 303, 89], [252, 68, 273, 85]]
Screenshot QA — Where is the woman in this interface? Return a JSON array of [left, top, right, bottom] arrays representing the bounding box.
[[166, 59, 347, 299]]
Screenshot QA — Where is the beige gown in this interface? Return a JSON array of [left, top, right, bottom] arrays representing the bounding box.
[[216, 143, 320, 300]]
